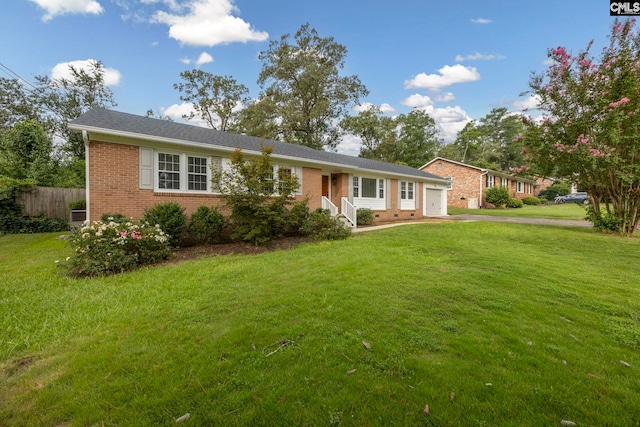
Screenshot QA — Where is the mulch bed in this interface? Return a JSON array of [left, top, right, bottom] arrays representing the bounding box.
[[166, 236, 313, 264]]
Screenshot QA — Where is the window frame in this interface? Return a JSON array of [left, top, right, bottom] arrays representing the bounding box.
[[353, 176, 386, 200], [155, 151, 212, 193], [517, 181, 524, 193], [486, 175, 495, 188]]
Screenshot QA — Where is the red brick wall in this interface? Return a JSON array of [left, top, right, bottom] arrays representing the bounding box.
[[422, 160, 481, 208], [302, 167, 323, 211], [89, 140, 436, 225], [89, 140, 313, 222]]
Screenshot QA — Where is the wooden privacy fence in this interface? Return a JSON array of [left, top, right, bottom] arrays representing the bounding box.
[[17, 187, 85, 219]]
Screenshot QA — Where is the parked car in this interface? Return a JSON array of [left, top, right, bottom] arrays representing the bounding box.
[[555, 192, 589, 204]]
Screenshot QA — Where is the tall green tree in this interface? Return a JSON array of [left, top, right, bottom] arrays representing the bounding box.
[[442, 107, 524, 170], [340, 107, 441, 167], [339, 106, 397, 162], [34, 60, 116, 160], [0, 78, 43, 131], [244, 23, 368, 150], [395, 109, 441, 167], [174, 70, 250, 131], [0, 120, 57, 186], [521, 19, 640, 234]]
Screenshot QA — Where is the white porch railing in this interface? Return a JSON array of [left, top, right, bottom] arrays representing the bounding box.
[[341, 197, 357, 228], [322, 196, 339, 217]]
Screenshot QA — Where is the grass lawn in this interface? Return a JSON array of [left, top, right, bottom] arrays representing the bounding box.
[[448, 203, 588, 221], [1, 223, 639, 426]]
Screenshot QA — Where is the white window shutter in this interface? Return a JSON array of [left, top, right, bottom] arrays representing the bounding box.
[[415, 182, 420, 210], [139, 147, 153, 189], [348, 174, 353, 202], [387, 179, 391, 209], [295, 166, 303, 195]]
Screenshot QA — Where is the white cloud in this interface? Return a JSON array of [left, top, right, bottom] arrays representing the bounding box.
[[179, 52, 213, 65], [161, 102, 212, 126], [196, 52, 214, 65], [353, 102, 374, 113], [471, 17, 492, 24], [379, 103, 397, 114], [434, 92, 456, 102], [418, 105, 472, 143], [152, 0, 268, 46], [511, 94, 541, 112], [400, 94, 434, 109], [28, 0, 103, 21], [51, 59, 121, 86], [335, 133, 362, 157], [141, 0, 184, 13], [353, 102, 397, 114], [455, 52, 506, 62], [404, 64, 480, 92]]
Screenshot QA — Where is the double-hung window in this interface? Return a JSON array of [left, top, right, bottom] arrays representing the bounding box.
[[400, 181, 415, 209], [486, 175, 495, 188], [517, 181, 524, 193], [157, 152, 210, 192], [188, 156, 208, 191], [158, 153, 181, 190]]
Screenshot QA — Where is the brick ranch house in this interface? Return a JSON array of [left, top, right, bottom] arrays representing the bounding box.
[[69, 109, 451, 227], [420, 157, 537, 209]]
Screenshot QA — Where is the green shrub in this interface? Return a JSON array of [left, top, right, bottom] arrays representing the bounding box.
[[356, 208, 374, 226], [60, 219, 171, 277], [68, 200, 86, 210], [301, 209, 352, 241], [0, 215, 68, 234], [188, 206, 227, 244], [283, 199, 310, 236], [537, 183, 570, 201], [143, 202, 187, 247], [485, 186, 510, 208], [215, 146, 301, 246], [522, 196, 542, 205], [585, 206, 622, 233], [0, 177, 35, 217], [506, 198, 524, 208]]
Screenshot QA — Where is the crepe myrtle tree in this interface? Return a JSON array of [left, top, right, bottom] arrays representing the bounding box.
[[519, 18, 640, 235]]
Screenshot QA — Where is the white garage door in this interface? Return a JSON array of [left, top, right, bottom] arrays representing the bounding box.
[[424, 188, 443, 216]]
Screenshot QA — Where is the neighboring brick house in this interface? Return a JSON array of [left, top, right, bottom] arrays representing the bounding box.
[[534, 177, 556, 196], [68, 109, 451, 227], [420, 157, 537, 209]]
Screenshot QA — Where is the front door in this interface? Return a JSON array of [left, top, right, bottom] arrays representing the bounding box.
[[322, 175, 329, 198]]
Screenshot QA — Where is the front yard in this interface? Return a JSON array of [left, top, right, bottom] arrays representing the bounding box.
[[1, 222, 639, 425], [448, 203, 588, 221]]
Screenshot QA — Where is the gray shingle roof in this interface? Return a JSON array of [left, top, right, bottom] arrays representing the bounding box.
[[69, 108, 448, 182]]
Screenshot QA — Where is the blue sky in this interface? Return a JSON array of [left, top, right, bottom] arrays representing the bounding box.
[[1, 0, 615, 154]]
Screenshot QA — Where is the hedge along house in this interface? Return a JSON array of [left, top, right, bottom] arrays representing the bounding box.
[[69, 109, 450, 227], [420, 157, 537, 209]]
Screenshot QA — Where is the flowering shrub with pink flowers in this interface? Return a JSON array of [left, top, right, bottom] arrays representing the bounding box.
[[521, 19, 640, 235], [59, 217, 171, 277]]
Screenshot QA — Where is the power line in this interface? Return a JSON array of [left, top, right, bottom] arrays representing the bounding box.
[[0, 62, 38, 91]]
